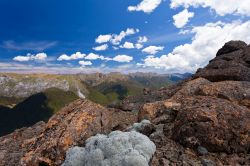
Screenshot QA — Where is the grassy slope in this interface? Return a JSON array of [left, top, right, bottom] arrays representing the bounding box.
[[0, 88, 78, 136], [86, 80, 145, 106]]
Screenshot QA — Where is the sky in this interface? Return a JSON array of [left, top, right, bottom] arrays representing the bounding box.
[[0, 0, 250, 74]]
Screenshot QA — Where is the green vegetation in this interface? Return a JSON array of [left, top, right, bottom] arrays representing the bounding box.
[[0, 96, 24, 107], [86, 81, 143, 106], [0, 88, 78, 136]]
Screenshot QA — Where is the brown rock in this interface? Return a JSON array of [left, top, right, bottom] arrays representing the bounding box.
[[171, 96, 250, 153], [171, 77, 211, 100], [216, 40, 247, 56], [18, 100, 136, 166], [198, 81, 250, 108], [0, 122, 45, 166], [151, 137, 202, 166], [138, 101, 177, 124], [194, 41, 250, 81]]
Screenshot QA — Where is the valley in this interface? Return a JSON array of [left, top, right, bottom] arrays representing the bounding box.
[[0, 72, 190, 136]]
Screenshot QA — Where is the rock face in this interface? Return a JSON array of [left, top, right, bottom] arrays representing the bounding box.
[[0, 40, 249, 166], [0, 74, 70, 98], [139, 74, 250, 165]]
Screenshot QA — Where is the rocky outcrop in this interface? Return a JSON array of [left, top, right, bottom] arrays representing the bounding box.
[[195, 41, 250, 82], [0, 100, 137, 166], [139, 73, 250, 164]]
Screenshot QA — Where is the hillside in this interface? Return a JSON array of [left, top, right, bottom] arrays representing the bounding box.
[[0, 88, 78, 136], [0, 40, 249, 166]]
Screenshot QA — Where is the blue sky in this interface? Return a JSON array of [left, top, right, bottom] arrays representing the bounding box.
[[0, 0, 250, 74]]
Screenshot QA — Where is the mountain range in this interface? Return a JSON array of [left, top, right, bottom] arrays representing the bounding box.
[[0, 72, 191, 136]]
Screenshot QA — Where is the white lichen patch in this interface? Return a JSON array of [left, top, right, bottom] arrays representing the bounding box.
[[62, 130, 156, 166]]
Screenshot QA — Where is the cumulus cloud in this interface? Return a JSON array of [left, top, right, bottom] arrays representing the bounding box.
[[85, 53, 112, 61], [57, 52, 85, 61], [62, 131, 156, 166], [95, 34, 112, 44], [173, 9, 194, 28], [113, 55, 133, 62], [138, 36, 148, 43], [79, 60, 92, 67], [128, 0, 162, 13], [111, 28, 139, 45], [139, 20, 250, 73], [170, 0, 250, 16], [93, 44, 108, 51], [120, 42, 135, 49], [142, 46, 164, 55], [95, 28, 139, 45], [85, 53, 101, 60], [13, 53, 47, 62]]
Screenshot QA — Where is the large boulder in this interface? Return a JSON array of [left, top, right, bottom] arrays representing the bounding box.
[[216, 40, 247, 56], [19, 100, 137, 166], [171, 96, 250, 153], [195, 41, 250, 81]]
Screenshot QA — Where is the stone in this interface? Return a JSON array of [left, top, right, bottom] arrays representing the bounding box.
[[197, 146, 209, 155], [216, 40, 247, 56], [171, 96, 250, 154], [194, 41, 250, 82]]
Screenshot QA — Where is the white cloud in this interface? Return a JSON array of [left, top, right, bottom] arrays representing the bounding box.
[[139, 20, 250, 73], [79, 60, 92, 67], [120, 42, 135, 49], [85, 53, 112, 61], [13, 53, 47, 62], [170, 0, 250, 16], [95, 28, 139, 46], [128, 0, 162, 13], [142, 46, 164, 55], [93, 44, 108, 51], [113, 55, 133, 63], [173, 9, 194, 28], [13, 56, 30, 62], [138, 36, 148, 43], [135, 43, 144, 49], [111, 28, 139, 45], [95, 34, 112, 44], [85, 53, 102, 60], [57, 52, 85, 61]]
